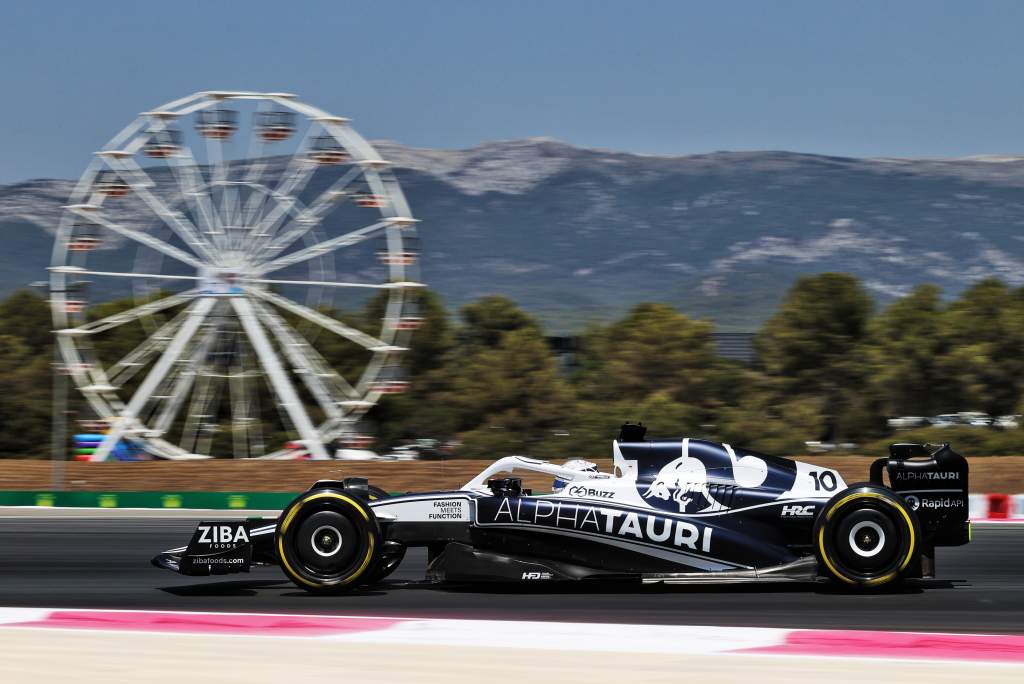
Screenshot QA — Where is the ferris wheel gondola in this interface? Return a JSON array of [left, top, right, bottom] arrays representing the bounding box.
[[255, 109, 296, 142], [50, 90, 423, 461], [195, 108, 239, 140]]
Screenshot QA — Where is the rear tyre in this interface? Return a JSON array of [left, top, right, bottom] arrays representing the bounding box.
[[276, 488, 381, 594], [814, 484, 920, 589]]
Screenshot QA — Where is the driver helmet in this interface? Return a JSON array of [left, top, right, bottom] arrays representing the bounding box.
[[552, 459, 599, 492]]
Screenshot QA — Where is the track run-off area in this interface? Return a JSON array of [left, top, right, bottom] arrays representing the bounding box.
[[0, 512, 1021, 632], [1, 512, 1023, 683]]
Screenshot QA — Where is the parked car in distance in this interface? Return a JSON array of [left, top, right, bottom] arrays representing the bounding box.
[[957, 411, 993, 427], [887, 416, 928, 430], [994, 415, 1021, 430]]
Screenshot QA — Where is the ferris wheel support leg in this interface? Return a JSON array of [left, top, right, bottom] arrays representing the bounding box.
[[230, 297, 331, 461], [90, 298, 216, 462]]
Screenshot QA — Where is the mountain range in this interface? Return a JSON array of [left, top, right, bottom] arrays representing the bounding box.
[[5, 138, 1024, 332]]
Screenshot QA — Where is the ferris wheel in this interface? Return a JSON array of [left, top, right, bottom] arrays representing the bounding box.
[[49, 91, 423, 461]]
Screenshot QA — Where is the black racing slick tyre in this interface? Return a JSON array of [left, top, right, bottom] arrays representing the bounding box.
[[275, 488, 382, 594], [814, 484, 921, 589]]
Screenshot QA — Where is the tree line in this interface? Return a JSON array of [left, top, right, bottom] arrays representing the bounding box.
[[2, 273, 1024, 459]]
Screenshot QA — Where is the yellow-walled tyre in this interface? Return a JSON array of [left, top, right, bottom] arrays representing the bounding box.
[[814, 484, 920, 589], [275, 488, 381, 594]]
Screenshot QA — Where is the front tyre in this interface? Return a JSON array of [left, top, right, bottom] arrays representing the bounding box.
[[276, 488, 381, 594], [814, 484, 920, 589]]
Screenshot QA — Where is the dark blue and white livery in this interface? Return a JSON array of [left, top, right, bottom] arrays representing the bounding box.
[[153, 424, 971, 592]]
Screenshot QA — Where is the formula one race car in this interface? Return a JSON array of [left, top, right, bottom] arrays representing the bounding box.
[[152, 424, 970, 592]]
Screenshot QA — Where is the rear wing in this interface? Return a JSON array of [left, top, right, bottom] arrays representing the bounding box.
[[871, 443, 969, 546]]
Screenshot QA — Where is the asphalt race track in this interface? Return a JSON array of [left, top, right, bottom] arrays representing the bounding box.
[[1, 516, 1021, 632]]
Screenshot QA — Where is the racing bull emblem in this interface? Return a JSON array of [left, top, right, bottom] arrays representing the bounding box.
[[641, 439, 719, 514]]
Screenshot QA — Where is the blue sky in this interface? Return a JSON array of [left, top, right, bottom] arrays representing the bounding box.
[[2, 1, 1022, 183]]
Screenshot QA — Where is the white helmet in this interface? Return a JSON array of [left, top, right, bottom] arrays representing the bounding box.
[[552, 459, 598, 492]]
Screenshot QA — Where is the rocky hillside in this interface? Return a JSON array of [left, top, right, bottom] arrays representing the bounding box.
[[5, 139, 1024, 331]]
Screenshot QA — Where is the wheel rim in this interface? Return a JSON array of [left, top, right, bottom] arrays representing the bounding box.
[[848, 520, 886, 558], [291, 509, 362, 579], [310, 525, 344, 558]]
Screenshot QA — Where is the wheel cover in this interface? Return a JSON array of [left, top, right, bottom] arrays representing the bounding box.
[[293, 511, 359, 575]]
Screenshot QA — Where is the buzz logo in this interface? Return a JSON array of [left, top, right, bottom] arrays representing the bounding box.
[[566, 485, 614, 499], [197, 525, 249, 545], [522, 571, 553, 580], [781, 504, 815, 517]]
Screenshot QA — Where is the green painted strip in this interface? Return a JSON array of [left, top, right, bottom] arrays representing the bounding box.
[[0, 491, 299, 509]]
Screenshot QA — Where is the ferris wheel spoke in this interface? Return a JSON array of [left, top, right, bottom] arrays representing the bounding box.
[[242, 101, 271, 185], [202, 132, 238, 257], [239, 97, 275, 219], [56, 289, 196, 337], [51, 266, 201, 284], [106, 308, 193, 387], [246, 287, 395, 352], [204, 124, 230, 188], [257, 304, 360, 401], [230, 297, 331, 460], [274, 136, 318, 200], [229, 365, 248, 458], [256, 301, 354, 416], [239, 189, 305, 262], [250, 277, 421, 289], [255, 166, 365, 261], [186, 370, 225, 456], [245, 193, 300, 260], [89, 297, 215, 461], [151, 324, 219, 435], [244, 365, 265, 457], [221, 186, 239, 243], [67, 206, 205, 271], [166, 147, 230, 256], [228, 344, 263, 459], [244, 128, 320, 249], [257, 219, 391, 275], [102, 155, 221, 264], [180, 370, 216, 454], [242, 186, 271, 236]]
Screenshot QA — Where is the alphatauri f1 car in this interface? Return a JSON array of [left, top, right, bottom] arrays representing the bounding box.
[[153, 424, 970, 592]]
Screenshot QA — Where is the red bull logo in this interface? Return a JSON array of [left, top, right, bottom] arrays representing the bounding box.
[[636, 438, 771, 514]]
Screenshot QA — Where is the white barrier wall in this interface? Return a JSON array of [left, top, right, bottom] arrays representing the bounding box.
[[968, 493, 1024, 520], [969, 494, 988, 519], [1014, 494, 1024, 518]]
